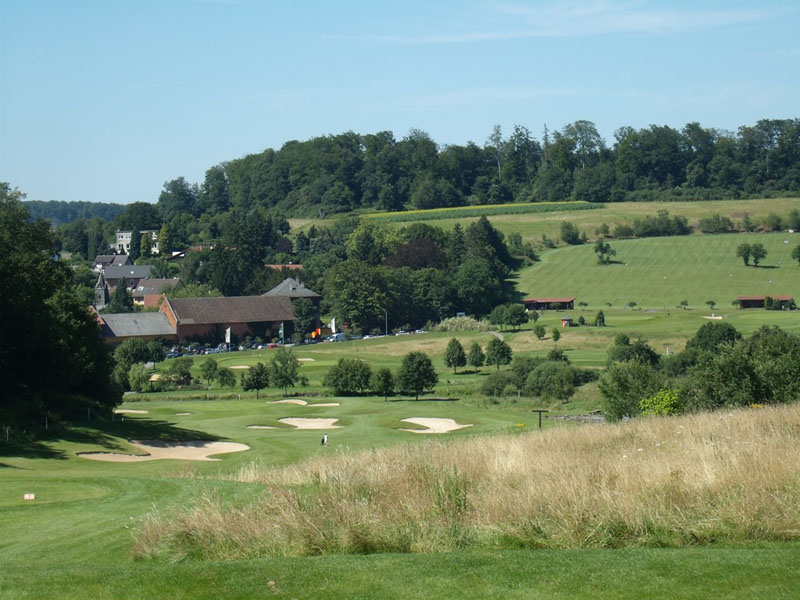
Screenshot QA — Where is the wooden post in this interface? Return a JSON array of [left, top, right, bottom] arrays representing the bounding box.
[[531, 409, 549, 430]]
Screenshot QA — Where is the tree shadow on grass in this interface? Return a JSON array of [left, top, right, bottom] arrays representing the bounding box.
[[0, 418, 221, 461]]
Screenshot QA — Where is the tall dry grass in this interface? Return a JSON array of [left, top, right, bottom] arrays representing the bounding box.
[[133, 404, 800, 559]]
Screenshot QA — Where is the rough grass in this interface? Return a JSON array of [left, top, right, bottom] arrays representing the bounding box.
[[133, 404, 800, 560]]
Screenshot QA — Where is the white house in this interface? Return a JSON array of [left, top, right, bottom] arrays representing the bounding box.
[[115, 230, 160, 255]]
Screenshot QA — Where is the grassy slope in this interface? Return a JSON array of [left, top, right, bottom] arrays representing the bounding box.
[[364, 198, 800, 242], [517, 232, 800, 308]]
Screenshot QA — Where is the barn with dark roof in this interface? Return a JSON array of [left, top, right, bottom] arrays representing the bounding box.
[[160, 295, 295, 341]]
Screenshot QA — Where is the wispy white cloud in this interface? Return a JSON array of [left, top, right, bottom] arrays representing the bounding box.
[[349, 1, 786, 45]]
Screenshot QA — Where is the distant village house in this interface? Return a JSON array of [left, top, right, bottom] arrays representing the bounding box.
[[115, 229, 160, 255]]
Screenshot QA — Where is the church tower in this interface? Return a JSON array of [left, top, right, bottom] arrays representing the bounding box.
[[94, 272, 108, 309]]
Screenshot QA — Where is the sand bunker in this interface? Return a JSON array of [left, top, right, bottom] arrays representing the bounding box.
[[77, 440, 249, 462], [279, 418, 341, 430], [267, 399, 340, 407], [114, 409, 148, 415], [400, 418, 473, 434], [702, 315, 724, 320], [230, 365, 250, 369], [175, 412, 191, 416], [297, 357, 316, 362], [247, 425, 276, 430]]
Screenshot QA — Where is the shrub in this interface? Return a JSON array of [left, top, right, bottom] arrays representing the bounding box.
[[639, 389, 684, 417], [598, 361, 667, 422], [480, 371, 516, 396], [524, 361, 578, 400], [324, 358, 373, 395], [435, 316, 489, 332]]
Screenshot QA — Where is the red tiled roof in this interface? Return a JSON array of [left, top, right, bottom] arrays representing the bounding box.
[[167, 296, 295, 325]]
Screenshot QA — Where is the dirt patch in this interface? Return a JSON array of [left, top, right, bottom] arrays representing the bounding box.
[[399, 418, 473, 434], [268, 399, 307, 405], [114, 409, 148, 415], [77, 440, 249, 462], [278, 418, 341, 430]]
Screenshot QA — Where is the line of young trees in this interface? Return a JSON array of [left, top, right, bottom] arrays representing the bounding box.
[[323, 352, 438, 401]]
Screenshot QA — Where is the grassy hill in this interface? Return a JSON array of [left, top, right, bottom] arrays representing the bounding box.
[[352, 197, 800, 244], [517, 232, 800, 309]]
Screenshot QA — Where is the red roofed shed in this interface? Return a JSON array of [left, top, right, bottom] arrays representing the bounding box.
[[736, 295, 794, 309], [523, 297, 576, 311]]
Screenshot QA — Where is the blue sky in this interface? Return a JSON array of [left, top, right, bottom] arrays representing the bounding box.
[[1, 0, 798, 205]]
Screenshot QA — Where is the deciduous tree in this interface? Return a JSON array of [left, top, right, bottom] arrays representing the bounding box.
[[371, 367, 394, 401], [444, 338, 467, 373], [486, 337, 512, 371], [200, 358, 219, 388], [242, 362, 270, 399], [396, 351, 438, 400], [750, 242, 767, 266], [269, 348, 305, 395], [324, 358, 372, 395], [736, 243, 751, 266], [467, 343, 485, 371]]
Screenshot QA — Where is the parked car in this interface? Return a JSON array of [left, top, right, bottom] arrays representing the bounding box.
[[326, 333, 347, 342]]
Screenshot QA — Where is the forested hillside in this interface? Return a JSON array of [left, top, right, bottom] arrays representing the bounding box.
[[158, 119, 799, 219], [23, 200, 126, 225]]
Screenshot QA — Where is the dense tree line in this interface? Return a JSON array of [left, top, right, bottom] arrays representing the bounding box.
[[52, 118, 799, 265], [1, 184, 121, 431], [23, 200, 126, 226], [154, 119, 800, 220]]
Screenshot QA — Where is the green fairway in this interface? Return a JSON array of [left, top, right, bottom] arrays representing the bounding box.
[[517, 232, 800, 308], [2, 545, 798, 599]]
